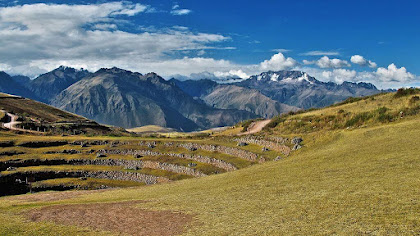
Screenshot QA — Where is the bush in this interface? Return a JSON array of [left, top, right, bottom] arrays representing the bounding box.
[[264, 116, 286, 130], [409, 96, 420, 105], [344, 112, 373, 127], [394, 88, 420, 98]]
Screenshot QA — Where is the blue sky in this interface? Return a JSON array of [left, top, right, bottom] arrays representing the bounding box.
[[0, 0, 418, 88]]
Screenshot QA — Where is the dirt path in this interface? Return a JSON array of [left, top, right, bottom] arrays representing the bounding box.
[[1, 110, 42, 133], [2, 111, 20, 130], [240, 119, 271, 135]]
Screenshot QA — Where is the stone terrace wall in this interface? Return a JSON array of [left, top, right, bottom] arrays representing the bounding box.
[[92, 152, 207, 177], [234, 136, 291, 156], [176, 143, 259, 162], [97, 148, 236, 172]]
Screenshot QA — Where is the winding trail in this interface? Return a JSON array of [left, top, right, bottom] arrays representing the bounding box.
[[1, 110, 42, 133], [240, 119, 271, 135]]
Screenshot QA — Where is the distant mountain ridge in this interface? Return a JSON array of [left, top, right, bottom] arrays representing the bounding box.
[[237, 71, 380, 109], [0, 67, 382, 130], [171, 79, 298, 118], [29, 66, 91, 102], [51, 68, 255, 131]]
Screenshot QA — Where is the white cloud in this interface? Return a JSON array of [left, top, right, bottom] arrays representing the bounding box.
[[259, 53, 297, 71], [0, 2, 227, 76], [214, 70, 249, 79], [321, 69, 357, 84], [271, 48, 291, 53], [300, 51, 340, 56], [350, 55, 377, 68], [302, 63, 418, 89], [170, 4, 191, 15], [375, 64, 415, 82], [304, 56, 350, 69]]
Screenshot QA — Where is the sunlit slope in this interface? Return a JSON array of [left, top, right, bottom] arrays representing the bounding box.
[[1, 113, 419, 235]]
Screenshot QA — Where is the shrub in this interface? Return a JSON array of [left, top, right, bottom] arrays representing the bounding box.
[[409, 96, 420, 105], [344, 112, 373, 127], [394, 88, 420, 98], [264, 117, 286, 130]]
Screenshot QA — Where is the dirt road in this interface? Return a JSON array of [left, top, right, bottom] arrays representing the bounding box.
[[240, 119, 271, 135], [1, 110, 42, 133]]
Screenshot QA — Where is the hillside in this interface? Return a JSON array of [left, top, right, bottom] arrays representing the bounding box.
[[0, 92, 114, 135], [0, 90, 419, 235]]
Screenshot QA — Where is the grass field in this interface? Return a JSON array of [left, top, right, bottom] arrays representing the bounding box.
[[127, 125, 176, 133], [0, 91, 419, 235]]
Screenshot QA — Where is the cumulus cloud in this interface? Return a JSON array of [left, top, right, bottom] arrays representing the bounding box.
[[170, 4, 191, 15], [304, 56, 350, 69], [321, 69, 357, 84], [300, 51, 340, 56], [259, 53, 297, 71], [0, 2, 227, 76], [214, 70, 249, 79], [375, 64, 415, 82], [350, 55, 377, 68], [302, 63, 417, 89]]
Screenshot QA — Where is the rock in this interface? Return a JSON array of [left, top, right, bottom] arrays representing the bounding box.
[[6, 167, 16, 171], [80, 142, 88, 148], [134, 154, 143, 159], [79, 177, 87, 181], [292, 144, 302, 150], [237, 142, 248, 147], [96, 153, 107, 158], [188, 147, 197, 151], [188, 163, 197, 167], [291, 137, 303, 145], [261, 147, 269, 152], [274, 156, 282, 161], [62, 149, 79, 154]]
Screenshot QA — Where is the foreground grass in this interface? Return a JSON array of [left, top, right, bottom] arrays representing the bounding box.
[[0, 115, 419, 235]]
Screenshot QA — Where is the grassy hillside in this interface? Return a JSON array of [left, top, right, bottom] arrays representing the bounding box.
[[0, 93, 87, 123], [0, 92, 119, 135], [0, 91, 419, 235]]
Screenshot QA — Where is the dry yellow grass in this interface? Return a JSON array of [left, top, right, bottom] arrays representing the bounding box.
[[0, 92, 419, 235]]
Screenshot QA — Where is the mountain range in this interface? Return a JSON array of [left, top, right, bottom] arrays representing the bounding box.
[[0, 67, 382, 131]]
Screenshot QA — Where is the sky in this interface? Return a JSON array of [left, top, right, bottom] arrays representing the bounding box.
[[0, 0, 418, 88]]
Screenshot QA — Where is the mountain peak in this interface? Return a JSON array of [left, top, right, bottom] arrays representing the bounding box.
[[250, 70, 317, 85]]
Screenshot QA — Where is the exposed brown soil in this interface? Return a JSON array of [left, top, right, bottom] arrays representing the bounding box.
[[241, 119, 271, 135], [10, 189, 110, 202], [24, 201, 195, 236]]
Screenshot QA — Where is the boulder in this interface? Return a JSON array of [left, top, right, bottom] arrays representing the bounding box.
[[291, 137, 303, 145], [292, 144, 302, 150], [96, 153, 107, 158], [188, 163, 197, 167], [237, 142, 248, 147]]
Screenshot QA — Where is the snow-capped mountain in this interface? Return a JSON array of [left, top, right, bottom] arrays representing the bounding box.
[[237, 71, 380, 109]]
